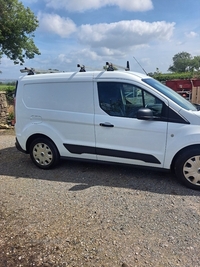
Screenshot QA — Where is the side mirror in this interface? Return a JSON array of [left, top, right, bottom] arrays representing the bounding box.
[[137, 108, 154, 120]]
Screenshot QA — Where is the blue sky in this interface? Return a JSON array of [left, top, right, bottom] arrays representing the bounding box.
[[1, 0, 200, 79]]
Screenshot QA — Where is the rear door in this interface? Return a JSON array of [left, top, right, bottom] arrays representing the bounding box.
[[94, 81, 168, 167]]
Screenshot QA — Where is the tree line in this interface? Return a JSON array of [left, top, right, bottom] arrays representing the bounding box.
[[149, 52, 200, 81]]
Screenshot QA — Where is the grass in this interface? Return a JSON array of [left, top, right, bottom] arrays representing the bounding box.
[[0, 84, 15, 105], [0, 84, 15, 91]]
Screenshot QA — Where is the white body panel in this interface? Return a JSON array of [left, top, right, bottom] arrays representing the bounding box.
[[15, 70, 200, 171]]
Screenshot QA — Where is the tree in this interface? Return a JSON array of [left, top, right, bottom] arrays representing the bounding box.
[[0, 0, 40, 65], [168, 52, 192, 73], [191, 56, 200, 71]]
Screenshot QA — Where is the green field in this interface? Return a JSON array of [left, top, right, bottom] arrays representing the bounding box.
[[0, 84, 15, 92]]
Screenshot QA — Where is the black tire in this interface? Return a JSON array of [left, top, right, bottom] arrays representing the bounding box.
[[30, 137, 60, 169], [174, 148, 200, 190]]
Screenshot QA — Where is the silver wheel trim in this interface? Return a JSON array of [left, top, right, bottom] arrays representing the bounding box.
[[32, 143, 53, 166], [183, 155, 200, 186]]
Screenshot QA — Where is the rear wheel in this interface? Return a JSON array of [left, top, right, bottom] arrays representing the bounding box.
[[30, 137, 60, 169], [175, 148, 200, 190]]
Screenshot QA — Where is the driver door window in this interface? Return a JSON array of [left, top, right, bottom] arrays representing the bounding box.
[[98, 82, 164, 119]]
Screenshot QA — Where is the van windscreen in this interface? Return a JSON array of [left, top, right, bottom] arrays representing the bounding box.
[[142, 78, 197, 111]]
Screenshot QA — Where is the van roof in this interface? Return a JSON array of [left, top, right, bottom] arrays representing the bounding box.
[[19, 70, 149, 83]]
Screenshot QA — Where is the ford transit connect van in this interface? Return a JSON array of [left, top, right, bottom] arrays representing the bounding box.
[[15, 69, 200, 190]]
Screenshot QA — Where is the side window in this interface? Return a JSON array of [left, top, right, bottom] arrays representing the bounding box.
[[123, 85, 144, 117], [124, 85, 164, 118], [143, 91, 164, 117], [97, 82, 125, 117], [98, 82, 164, 118]]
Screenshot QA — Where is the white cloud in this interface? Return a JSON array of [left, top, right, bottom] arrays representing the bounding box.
[[116, 0, 153, 12], [185, 31, 198, 38], [98, 47, 123, 56], [78, 20, 175, 49], [44, 50, 102, 72], [74, 49, 102, 62], [38, 12, 76, 38], [45, 0, 153, 12], [0, 57, 22, 78], [36, 14, 175, 53], [58, 54, 72, 63]]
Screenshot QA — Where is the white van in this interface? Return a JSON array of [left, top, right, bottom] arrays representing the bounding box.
[[15, 69, 200, 190]]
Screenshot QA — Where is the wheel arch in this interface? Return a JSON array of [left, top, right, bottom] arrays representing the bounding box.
[[26, 133, 59, 155], [171, 144, 200, 172]]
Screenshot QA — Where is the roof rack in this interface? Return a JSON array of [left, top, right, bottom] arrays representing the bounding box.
[[20, 61, 130, 75], [77, 64, 86, 72], [106, 61, 130, 71], [20, 67, 63, 75], [77, 64, 104, 72], [77, 61, 130, 72]]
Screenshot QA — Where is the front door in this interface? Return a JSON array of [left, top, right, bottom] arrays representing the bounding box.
[[94, 81, 168, 167]]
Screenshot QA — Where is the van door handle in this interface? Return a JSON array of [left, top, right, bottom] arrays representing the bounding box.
[[99, 122, 114, 127]]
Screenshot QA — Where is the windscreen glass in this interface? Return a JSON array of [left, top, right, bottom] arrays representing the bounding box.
[[142, 78, 197, 111]]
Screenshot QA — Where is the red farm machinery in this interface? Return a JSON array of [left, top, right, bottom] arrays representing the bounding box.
[[166, 79, 200, 104]]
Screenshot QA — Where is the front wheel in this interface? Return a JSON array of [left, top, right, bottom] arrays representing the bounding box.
[[175, 148, 200, 190], [30, 137, 60, 169]]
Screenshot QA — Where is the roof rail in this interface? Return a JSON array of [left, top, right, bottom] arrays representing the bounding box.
[[20, 67, 63, 75], [106, 61, 130, 71]]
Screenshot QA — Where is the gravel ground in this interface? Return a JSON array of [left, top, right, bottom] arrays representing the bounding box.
[[0, 129, 200, 267]]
